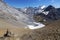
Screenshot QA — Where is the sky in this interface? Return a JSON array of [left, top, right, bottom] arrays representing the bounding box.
[[4, 0, 60, 8]]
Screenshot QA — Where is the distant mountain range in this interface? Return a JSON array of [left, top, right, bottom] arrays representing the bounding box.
[[17, 5, 60, 22], [34, 5, 60, 22]]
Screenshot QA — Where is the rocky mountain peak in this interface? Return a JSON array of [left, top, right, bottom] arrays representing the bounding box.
[[44, 5, 55, 11]]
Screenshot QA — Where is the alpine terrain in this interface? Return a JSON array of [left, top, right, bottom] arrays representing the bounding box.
[[0, 0, 60, 40]]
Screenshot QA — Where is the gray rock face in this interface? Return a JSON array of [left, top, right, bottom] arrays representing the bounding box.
[[0, 0, 34, 27]]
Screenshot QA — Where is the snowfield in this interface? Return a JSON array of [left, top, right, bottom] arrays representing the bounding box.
[[27, 22, 45, 29]]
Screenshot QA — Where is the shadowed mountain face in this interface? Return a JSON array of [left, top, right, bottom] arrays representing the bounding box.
[[33, 5, 60, 22], [44, 5, 60, 21], [44, 5, 55, 11]]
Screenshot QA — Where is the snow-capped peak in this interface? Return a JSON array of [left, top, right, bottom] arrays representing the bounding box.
[[41, 5, 46, 9]]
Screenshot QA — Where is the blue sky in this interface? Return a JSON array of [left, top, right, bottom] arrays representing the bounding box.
[[4, 0, 60, 8]]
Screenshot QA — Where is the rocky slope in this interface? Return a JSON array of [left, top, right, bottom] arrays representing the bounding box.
[[21, 20, 60, 40], [0, 0, 36, 27], [0, 0, 32, 39]]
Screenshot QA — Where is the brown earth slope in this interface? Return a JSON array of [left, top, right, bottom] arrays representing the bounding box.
[[0, 18, 31, 38], [21, 20, 60, 40]]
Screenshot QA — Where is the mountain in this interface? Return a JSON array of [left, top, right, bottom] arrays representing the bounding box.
[[0, 0, 37, 27], [17, 5, 46, 15], [33, 5, 60, 23], [17, 5, 60, 23], [0, 0, 32, 38], [44, 5, 60, 20], [17, 6, 46, 22], [44, 5, 55, 11], [18, 5, 60, 40], [0, 0, 45, 30]]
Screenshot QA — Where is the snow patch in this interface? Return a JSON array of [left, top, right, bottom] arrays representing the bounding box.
[[43, 11, 49, 15], [27, 22, 45, 29], [41, 5, 46, 9]]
